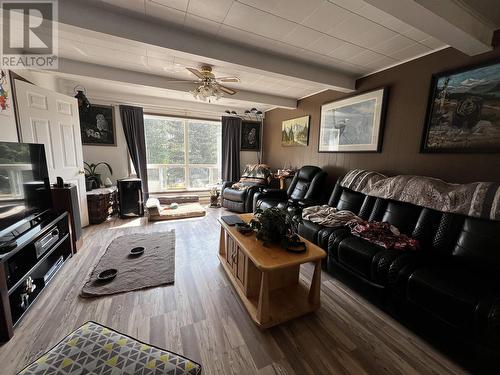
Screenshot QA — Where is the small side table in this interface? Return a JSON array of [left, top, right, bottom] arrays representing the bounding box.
[[275, 172, 296, 190], [86, 186, 118, 224]]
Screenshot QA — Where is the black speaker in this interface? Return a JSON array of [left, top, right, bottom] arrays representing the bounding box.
[[117, 178, 144, 218], [51, 184, 82, 252]]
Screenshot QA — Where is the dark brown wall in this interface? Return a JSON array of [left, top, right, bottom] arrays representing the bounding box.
[[263, 47, 500, 189]]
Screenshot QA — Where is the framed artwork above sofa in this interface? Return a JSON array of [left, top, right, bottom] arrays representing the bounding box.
[[319, 87, 388, 153], [421, 59, 500, 153]]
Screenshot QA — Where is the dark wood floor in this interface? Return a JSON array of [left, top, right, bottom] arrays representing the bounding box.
[[0, 208, 467, 374]]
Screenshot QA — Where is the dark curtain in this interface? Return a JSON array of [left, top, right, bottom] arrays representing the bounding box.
[[222, 116, 242, 182], [119, 105, 149, 199]]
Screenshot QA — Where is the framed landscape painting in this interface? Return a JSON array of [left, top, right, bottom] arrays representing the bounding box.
[[240, 121, 261, 151], [281, 115, 310, 146], [421, 59, 500, 153], [80, 105, 116, 146], [319, 88, 388, 152]]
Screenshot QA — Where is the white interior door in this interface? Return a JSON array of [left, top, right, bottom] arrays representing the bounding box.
[[15, 80, 89, 227]]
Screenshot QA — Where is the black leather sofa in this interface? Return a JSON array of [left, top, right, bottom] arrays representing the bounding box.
[[253, 165, 327, 212], [299, 179, 500, 352]]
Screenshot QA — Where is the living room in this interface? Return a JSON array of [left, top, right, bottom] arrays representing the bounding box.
[[0, 0, 499, 374]]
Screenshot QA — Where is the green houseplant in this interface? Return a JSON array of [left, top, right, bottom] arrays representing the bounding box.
[[250, 207, 301, 246], [84, 161, 113, 190]]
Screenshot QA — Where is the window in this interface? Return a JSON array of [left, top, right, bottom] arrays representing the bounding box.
[[144, 115, 221, 192]]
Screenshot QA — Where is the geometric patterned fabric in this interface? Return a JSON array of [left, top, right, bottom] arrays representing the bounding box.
[[19, 321, 202, 375]]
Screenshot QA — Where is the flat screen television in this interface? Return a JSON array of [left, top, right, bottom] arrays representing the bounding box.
[[0, 141, 52, 239]]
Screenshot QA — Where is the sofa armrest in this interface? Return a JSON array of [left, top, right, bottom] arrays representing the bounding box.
[[221, 181, 236, 193]]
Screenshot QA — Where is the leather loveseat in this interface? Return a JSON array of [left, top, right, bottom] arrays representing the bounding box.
[[300, 178, 500, 352], [252, 165, 327, 212]]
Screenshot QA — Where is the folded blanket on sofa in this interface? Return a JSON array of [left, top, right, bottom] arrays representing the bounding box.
[[302, 205, 361, 227], [347, 220, 419, 251], [340, 169, 500, 221]]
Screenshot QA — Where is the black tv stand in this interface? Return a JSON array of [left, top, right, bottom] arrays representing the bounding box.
[[0, 211, 73, 341]]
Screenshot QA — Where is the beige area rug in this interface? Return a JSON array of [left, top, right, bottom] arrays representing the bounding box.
[[81, 231, 175, 298], [148, 203, 206, 221]]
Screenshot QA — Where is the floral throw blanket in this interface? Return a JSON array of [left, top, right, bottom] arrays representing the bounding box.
[[302, 205, 419, 250], [347, 220, 419, 251], [341, 169, 500, 221]]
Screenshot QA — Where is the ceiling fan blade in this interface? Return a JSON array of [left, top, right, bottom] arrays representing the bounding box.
[[164, 80, 200, 83], [218, 85, 237, 95], [217, 77, 240, 83], [186, 67, 205, 79]]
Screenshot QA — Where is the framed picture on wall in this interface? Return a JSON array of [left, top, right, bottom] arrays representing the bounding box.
[[319, 87, 388, 152], [281, 115, 310, 146], [80, 104, 116, 146], [240, 120, 261, 151], [421, 59, 500, 153]]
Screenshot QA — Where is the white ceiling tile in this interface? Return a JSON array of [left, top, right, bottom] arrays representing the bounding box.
[[383, 17, 413, 34], [301, 2, 351, 34], [401, 27, 430, 42], [272, 0, 324, 23], [328, 14, 396, 48], [237, 0, 282, 13], [281, 25, 323, 46], [420, 37, 447, 49], [187, 0, 233, 23], [145, 1, 186, 26], [346, 50, 385, 66], [223, 2, 296, 41], [307, 35, 345, 55], [184, 14, 221, 35], [363, 55, 396, 70], [326, 0, 365, 13], [150, 0, 189, 12], [101, 0, 145, 14], [371, 34, 412, 55], [355, 3, 392, 24], [327, 43, 365, 60], [390, 42, 431, 60]]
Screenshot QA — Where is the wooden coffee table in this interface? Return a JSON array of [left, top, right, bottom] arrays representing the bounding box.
[[218, 213, 326, 329]]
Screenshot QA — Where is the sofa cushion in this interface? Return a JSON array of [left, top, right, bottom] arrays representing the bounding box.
[[453, 217, 500, 271], [337, 236, 385, 280], [336, 189, 365, 213], [298, 220, 323, 244], [381, 201, 422, 235], [407, 267, 500, 332], [223, 188, 247, 202], [290, 180, 311, 200]]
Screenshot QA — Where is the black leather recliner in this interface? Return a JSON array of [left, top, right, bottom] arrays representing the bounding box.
[[252, 165, 327, 212], [221, 164, 272, 213]]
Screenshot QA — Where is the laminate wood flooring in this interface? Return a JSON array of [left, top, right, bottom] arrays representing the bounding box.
[[0, 208, 468, 374]]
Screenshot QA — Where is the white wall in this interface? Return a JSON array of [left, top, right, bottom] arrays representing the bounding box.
[[0, 70, 19, 142], [82, 105, 130, 184]]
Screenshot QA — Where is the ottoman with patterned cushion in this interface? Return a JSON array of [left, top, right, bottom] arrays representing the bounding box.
[[19, 321, 201, 374]]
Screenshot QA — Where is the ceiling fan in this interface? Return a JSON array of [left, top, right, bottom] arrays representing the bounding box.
[[167, 65, 240, 101]]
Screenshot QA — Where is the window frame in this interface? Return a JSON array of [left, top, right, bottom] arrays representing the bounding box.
[[144, 114, 222, 193]]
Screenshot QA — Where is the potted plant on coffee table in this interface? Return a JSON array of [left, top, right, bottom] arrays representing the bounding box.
[[250, 207, 305, 252]]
